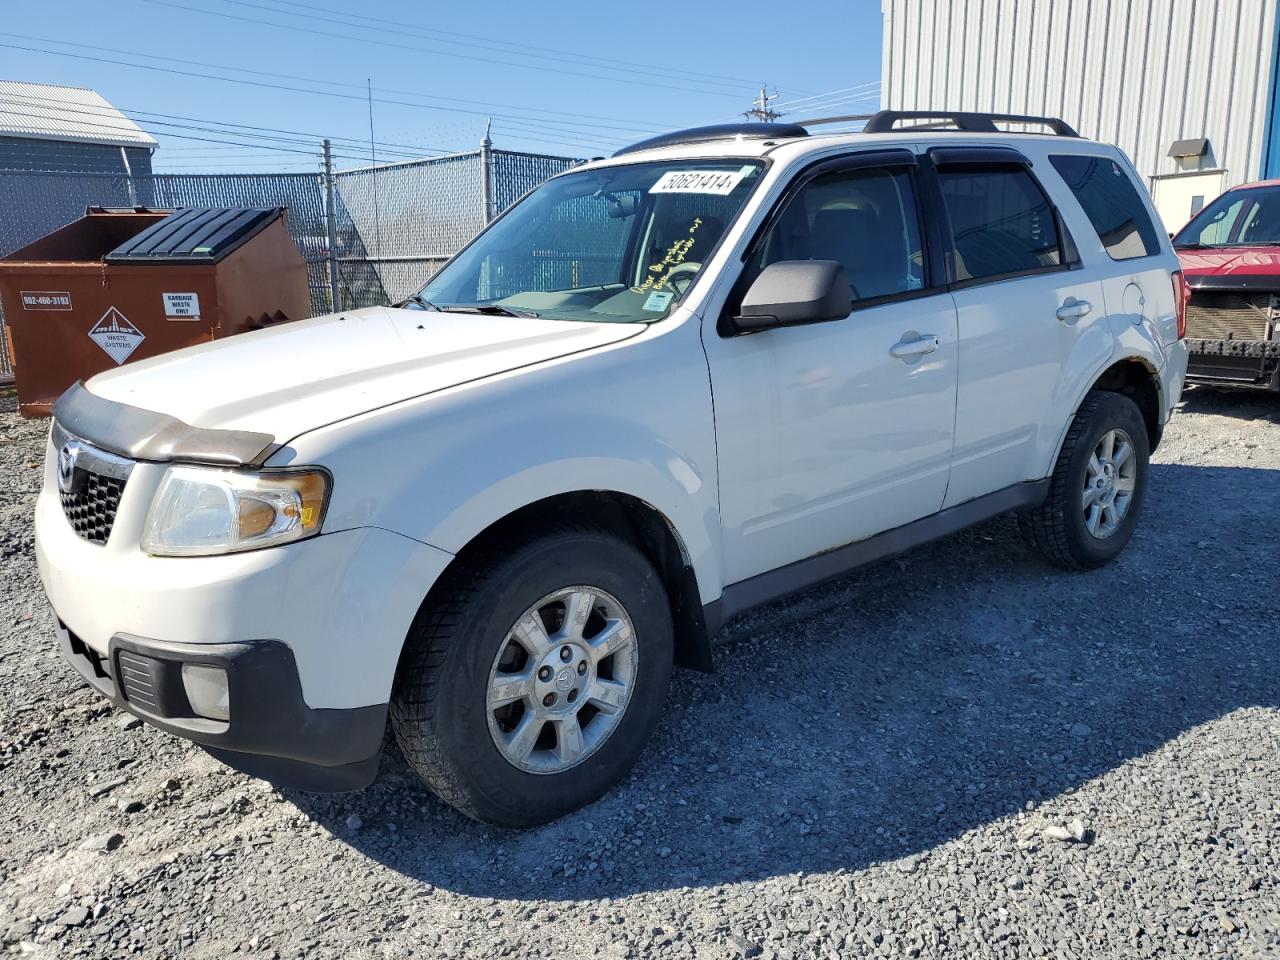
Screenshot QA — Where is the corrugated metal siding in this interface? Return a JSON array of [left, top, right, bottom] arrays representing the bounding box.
[[881, 0, 1279, 187], [0, 81, 157, 149]]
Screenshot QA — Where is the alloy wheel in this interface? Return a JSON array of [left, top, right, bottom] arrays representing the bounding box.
[[485, 586, 638, 774], [1082, 427, 1137, 539]]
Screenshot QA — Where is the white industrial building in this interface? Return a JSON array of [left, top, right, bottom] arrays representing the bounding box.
[[880, 0, 1280, 230]]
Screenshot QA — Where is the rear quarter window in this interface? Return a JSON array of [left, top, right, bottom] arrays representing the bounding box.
[[1050, 154, 1162, 260]]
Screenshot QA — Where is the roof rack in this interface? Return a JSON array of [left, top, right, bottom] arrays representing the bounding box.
[[608, 110, 1080, 160], [612, 122, 809, 157], [799, 110, 1080, 138]]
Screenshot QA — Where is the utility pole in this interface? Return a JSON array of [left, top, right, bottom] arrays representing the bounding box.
[[322, 139, 341, 312], [744, 85, 783, 122]]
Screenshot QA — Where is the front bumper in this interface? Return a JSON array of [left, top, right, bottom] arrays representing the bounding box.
[[59, 622, 386, 791], [34, 432, 455, 790], [1185, 338, 1280, 390]]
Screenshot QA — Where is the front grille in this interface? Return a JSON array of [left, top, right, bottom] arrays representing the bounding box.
[[50, 423, 135, 545], [60, 471, 127, 544], [1185, 291, 1276, 341]]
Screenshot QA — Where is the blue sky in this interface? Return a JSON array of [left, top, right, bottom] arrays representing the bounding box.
[[1, 0, 884, 173]]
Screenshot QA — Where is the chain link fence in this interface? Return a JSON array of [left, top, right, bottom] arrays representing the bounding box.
[[334, 147, 579, 306], [0, 144, 580, 385]]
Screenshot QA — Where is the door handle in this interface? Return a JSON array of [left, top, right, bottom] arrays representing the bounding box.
[[889, 334, 940, 360], [1056, 298, 1093, 323]]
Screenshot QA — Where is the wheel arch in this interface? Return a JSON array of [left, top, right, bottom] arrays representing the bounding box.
[[1085, 355, 1164, 453], [1052, 355, 1165, 470], [408, 491, 716, 674]]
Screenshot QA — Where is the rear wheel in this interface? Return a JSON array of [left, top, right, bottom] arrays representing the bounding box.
[[390, 527, 673, 826], [1019, 391, 1151, 570]]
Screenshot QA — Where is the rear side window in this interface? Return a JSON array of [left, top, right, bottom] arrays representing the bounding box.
[[938, 166, 1062, 281], [1050, 154, 1161, 260]]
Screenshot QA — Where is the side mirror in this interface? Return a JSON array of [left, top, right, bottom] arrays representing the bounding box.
[[731, 260, 854, 334]]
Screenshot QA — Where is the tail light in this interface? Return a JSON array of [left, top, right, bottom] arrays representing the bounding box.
[[1171, 270, 1189, 339]]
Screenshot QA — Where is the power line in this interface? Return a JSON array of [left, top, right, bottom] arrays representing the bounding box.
[[785, 94, 882, 117], [0, 42, 624, 156], [140, 0, 757, 101], [0, 102, 375, 162], [2, 90, 613, 178], [231, 0, 808, 93], [0, 32, 660, 137], [0, 90, 445, 158], [201, 0, 790, 97], [773, 81, 882, 110]]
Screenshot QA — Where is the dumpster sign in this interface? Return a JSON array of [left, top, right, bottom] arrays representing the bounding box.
[[20, 291, 73, 311], [88, 307, 146, 365], [162, 292, 201, 320]]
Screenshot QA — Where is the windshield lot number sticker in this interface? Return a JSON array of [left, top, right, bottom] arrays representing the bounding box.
[[643, 291, 675, 312], [163, 292, 201, 319], [20, 291, 72, 311], [88, 307, 145, 364], [649, 169, 750, 196]]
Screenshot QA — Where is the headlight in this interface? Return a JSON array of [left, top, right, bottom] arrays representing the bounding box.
[[142, 466, 330, 557]]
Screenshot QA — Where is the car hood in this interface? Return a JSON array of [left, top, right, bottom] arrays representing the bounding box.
[[85, 306, 642, 441], [1178, 246, 1280, 280]]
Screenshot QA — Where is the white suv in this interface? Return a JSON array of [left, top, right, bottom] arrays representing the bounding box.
[[35, 111, 1189, 826]]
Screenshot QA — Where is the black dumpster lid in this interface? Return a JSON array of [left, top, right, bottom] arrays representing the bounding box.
[[104, 207, 284, 264]]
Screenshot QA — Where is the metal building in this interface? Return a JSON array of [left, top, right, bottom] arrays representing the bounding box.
[[0, 81, 156, 176], [880, 0, 1280, 230]]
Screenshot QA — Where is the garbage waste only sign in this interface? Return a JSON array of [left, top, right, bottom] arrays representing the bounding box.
[[88, 307, 146, 365]]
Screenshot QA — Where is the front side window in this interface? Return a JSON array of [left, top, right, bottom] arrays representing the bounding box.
[[413, 159, 764, 323], [1050, 154, 1161, 260], [747, 165, 926, 303], [938, 166, 1062, 281], [1173, 185, 1280, 248]]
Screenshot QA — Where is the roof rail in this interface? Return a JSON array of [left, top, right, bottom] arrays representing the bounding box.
[[811, 110, 1079, 138], [612, 122, 809, 157]]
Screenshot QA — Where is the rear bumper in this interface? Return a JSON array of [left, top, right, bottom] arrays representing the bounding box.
[[59, 621, 386, 791], [1185, 339, 1280, 390]]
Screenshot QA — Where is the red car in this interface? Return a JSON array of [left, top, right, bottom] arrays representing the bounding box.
[[1173, 179, 1280, 391]]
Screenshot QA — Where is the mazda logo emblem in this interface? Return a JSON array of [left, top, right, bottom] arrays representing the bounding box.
[[57, 441, 80, 494]]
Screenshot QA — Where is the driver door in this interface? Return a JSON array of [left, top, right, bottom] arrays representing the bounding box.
[[703, 151, 959, 586]]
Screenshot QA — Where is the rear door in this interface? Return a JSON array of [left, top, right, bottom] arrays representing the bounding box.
[[930, 146, 1108, 507], [1048, 150, 1183, 351]]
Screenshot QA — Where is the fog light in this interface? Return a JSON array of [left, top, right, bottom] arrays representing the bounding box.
[[181, 663, 230, 721]]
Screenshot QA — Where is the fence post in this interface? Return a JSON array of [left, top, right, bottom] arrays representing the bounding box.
[[322, 139, 341, 312], [480, 123, 495, 224], [119, 147, 138, 208]]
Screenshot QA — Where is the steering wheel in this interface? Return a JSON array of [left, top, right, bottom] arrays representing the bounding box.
[[661, 261, 703, 296]]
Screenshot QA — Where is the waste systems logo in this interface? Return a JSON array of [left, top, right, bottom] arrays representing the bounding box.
[[88, 307, 146, 365]]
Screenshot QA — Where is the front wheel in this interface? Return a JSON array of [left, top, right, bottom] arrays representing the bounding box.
[[390, 526, 673, 826], [1019, 391, 1151, 570]]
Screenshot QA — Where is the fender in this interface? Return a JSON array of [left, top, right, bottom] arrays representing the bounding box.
[[1046, 342, 1167, 473], [277, 317, 725, 606]]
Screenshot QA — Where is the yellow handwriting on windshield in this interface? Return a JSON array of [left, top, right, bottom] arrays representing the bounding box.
[[634, 217, 702, 294]]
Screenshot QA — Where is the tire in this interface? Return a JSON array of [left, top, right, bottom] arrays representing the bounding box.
[[1019, 390, 1151, 570], [390, 525, 673, 827]]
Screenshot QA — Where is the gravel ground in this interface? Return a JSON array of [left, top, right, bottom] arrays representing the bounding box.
[[1, 385, 1277, 959]]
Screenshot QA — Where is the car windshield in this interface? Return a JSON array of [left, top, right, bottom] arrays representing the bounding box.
[[409, 159, 765, 323], [1173, 185, 1280, 248]]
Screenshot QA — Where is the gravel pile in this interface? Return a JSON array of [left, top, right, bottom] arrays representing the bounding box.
[[1, 386, 1277, 959]]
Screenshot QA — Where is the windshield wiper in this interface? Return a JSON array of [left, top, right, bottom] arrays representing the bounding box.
[[396, 294, 442, 311], [443, 303, 540, 318]]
